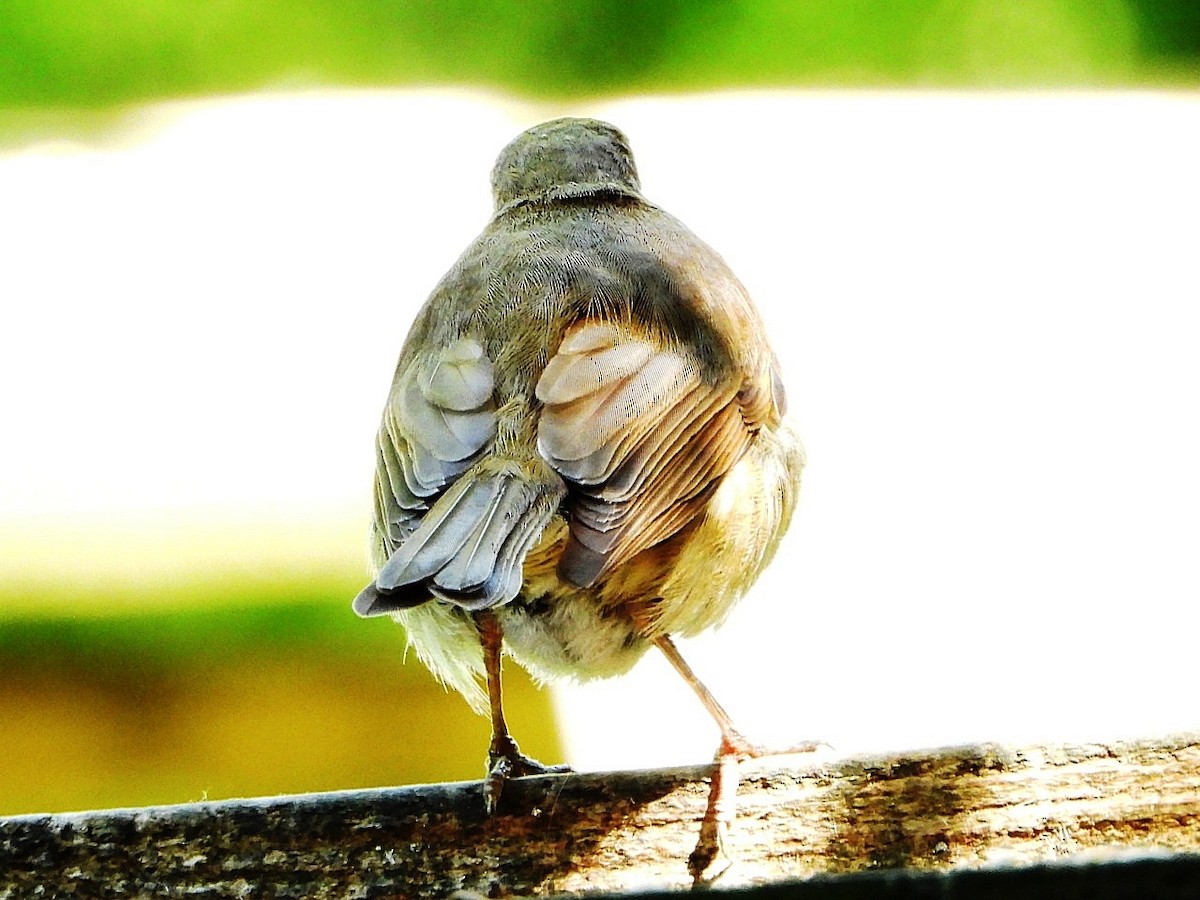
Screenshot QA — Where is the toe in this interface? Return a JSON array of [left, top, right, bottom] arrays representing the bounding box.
[[483, 744, 570, 814], [483, 754, 513, 816]]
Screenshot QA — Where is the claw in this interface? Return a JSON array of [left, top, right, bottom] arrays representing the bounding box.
[[484, 737, 571, 814]]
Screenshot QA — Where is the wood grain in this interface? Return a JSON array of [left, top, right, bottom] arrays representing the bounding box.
[[2, 733, 1197, 897]]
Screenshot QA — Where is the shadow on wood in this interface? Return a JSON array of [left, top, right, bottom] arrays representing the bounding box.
[[2, 733, 1198, 897]]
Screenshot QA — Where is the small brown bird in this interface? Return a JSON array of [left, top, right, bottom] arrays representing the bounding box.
[[353, 117, 805, 813]]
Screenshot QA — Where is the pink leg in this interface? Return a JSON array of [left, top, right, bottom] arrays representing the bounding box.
[[477, 610, 570, 814], [654, 634, 822, 877]]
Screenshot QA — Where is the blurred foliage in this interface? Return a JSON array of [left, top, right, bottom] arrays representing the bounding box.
[[0, 601, 561, 816], [0, 0, 1197, 114], [0, 597, 380, 670], [1128, 0, 1200, 57]]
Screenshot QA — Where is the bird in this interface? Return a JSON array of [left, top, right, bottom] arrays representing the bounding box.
[[353, 117, 806, 816]]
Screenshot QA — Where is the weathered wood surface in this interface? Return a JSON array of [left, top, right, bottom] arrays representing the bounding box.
[[1, 733, 1198, 898]]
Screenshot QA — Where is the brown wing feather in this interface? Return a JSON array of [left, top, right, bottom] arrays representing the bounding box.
[[535, 320, 753, 588]]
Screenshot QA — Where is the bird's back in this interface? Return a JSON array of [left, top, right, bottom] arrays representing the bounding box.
[[353, 119, 803, 707]]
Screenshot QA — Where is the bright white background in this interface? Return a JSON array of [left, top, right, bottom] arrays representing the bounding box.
[[2, 90, 1197, 766]]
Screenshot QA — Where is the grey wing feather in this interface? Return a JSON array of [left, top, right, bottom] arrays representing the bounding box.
[[418, 337, 494, 410], [356, 337, 567, 617], [361, 466, 563, 615], [431, 478, 524, 592], [426, 472, 561, 610], [376, 474, 503, 589]]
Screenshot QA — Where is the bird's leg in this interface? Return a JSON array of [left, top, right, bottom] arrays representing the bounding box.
[[653, 634, 761, 758], [476, 609, 568, 814], [654, 634, 822, 875]]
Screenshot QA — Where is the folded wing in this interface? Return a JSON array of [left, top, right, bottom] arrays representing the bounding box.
[[358, 337, 560, 616], [536, 320, 752, 587]]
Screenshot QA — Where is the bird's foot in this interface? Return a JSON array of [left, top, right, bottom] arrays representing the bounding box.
[[720, 728, 827, 761], [484, 736, 571, 815], [690, 733, 827, 885]]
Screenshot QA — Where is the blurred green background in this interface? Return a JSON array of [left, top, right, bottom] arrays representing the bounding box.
[[1, 0, 1198, 117], [3, 0, 1199, 817], [0, 575, 559, 815]]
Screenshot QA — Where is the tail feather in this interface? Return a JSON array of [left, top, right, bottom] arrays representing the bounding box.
[[376, 475, 502, 590], [355, 463, 563, 617]]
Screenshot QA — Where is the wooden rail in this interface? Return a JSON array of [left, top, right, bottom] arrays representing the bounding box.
[[2, 733, 1198, 897]]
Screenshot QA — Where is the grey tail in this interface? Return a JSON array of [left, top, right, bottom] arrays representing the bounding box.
[[353, 465, 563, 618]]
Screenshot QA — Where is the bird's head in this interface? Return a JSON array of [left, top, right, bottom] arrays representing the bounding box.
[[491, 117, 641, 211]]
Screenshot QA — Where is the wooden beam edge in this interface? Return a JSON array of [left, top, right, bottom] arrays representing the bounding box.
[[2, 732, 1198, 897]]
